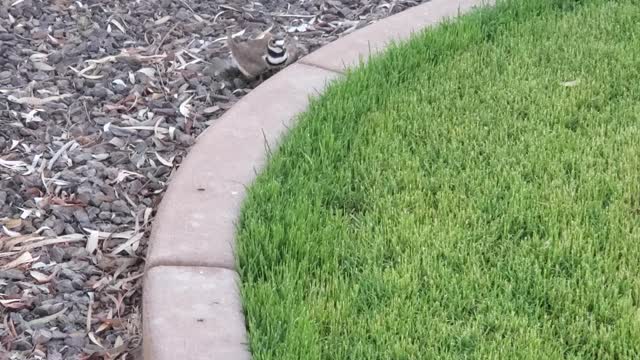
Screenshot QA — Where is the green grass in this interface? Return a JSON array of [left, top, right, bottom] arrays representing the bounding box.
[[235, 0, 640, 358]]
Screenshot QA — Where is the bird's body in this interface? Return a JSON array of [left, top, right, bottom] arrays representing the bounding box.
[[227, 30, 296, 78]]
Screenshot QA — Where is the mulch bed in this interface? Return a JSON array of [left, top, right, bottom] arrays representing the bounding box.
[[0, 0, 427, 358]]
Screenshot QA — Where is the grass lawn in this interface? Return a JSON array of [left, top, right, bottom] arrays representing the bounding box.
[[235, 0, 640, 358]]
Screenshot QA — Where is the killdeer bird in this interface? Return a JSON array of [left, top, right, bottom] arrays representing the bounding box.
[[226, 29, 296, 79]]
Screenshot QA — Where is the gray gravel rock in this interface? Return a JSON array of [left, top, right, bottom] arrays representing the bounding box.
[[55, 279, 75, 293], [0, 269, 25, 280], [32, 329, 53, 345], [64, 332, 86, 348], [0, 0, 429, 357], [34, 302, 65, 317], [110, 199, 129, 214], [49, 247, 65, 263]]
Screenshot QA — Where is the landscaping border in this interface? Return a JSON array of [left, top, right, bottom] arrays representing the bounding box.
[[142, 1, 494, 358]]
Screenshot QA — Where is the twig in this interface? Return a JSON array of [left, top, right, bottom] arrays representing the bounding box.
[[154, 23, 179, 55], [83, 101, 93, 125], [178, 0, 197, 14], [219, 4, 241, 12], [86, 292, 94, 332], [267, 12, 317, 18], [154, 64, 170, 101]]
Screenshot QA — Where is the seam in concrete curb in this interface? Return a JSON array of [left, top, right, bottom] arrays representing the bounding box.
[[142, 1, 495, 359]]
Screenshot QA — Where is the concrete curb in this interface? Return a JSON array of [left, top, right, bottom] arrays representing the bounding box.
[[142, 1, 494, 358]]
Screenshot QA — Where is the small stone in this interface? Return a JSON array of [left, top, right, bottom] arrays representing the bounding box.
[[111, 200, 129, 214], [55, 279, 75, 293], [67, 247, 88, 258], [12, 339, 32, 351], [91, 192, 110, 207], [0, 71, 11, 84], [5, 284, 20, 296], [51, 205, 75, 222], [60, 268, 81, 281], [87, 206, 100, 220], [0, 269, 25, 280], [99, 202, 111, 211], [53, 220, 65, 235], [71, 278, 85, 290], [32, 329, 52, 345], [64, 224, 76, 235], [233, 77, 247, 89], [47, 349, 63, 360], [64, 332, 86, 348], [89, 86, 111, 99], [51, 330, 66, 339], [44, 229, 58, 238], [73, 78, 84, 90], [49, 247, 65, 263], [48, 51, 63, 64], [73, 208, 90, 224], [70, 151, 93, 165], [33, 302, 65, 316]]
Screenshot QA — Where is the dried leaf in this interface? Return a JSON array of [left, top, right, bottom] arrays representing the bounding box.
[[203, 105, 220, 114], [110, 19, 126, 33], [92, 153, 110, 161], [2, 252, 35, 269], [108, 137, 125, 148], [7, 94, 72, 106], [86, 231, 100, 254], [22, 109, 44, 123], [2, 225, 21, 237], [112, 170, 145, 184], [143, 207, 153, 226], [29, 53, 48, 62], [112, 79, 127, 87], [47, 140, 76, 170], [96, 322, 111, 334], [110, 232, 144, 255], [136, 67, 156, 78], [154, 152, 173, 167], [88, 332, 104, 348], [29, 270, 49, 283], [0, 299, 27, 310], [114, 336, 124, 349], [154, 16, 172, 25], [15, 234, 85, 251], [0, 159, 28, 173], [69, 65, 104, 80], [179, 95, 194, 118]]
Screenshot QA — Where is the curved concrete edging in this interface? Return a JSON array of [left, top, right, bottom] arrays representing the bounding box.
[[142, 0, 494, 358]]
